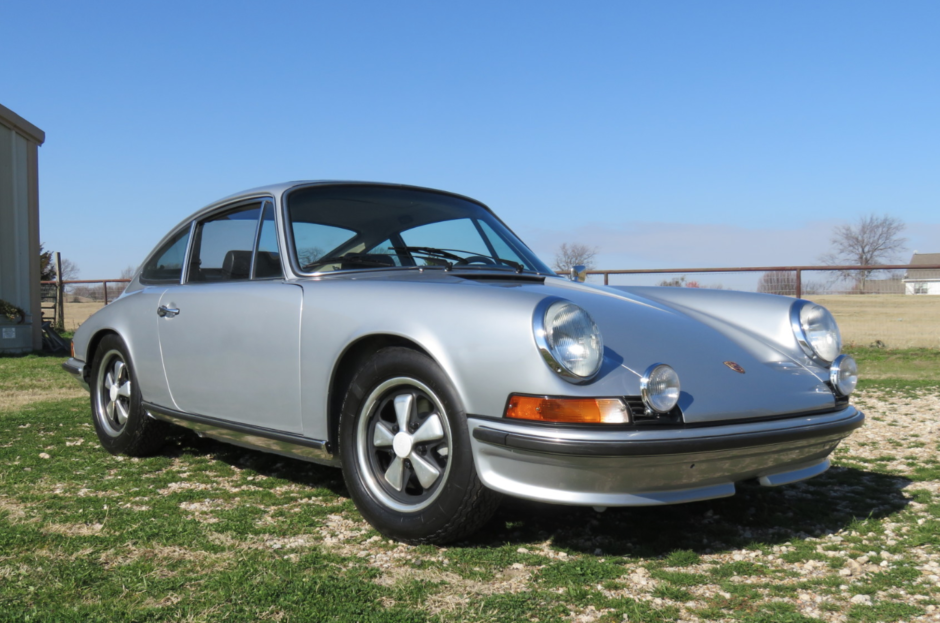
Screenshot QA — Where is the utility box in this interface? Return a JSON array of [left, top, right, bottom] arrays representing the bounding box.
[[0, 103, 45, 353]]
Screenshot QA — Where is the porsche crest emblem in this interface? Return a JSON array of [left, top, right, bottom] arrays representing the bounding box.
[[723, 361, 746, 374]]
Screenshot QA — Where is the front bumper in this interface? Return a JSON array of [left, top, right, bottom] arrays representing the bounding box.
[[62, 358, 89, 392], [468, 406, 863, 507]]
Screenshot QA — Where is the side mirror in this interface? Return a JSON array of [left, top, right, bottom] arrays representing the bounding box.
[[569, 265, 587, 283]]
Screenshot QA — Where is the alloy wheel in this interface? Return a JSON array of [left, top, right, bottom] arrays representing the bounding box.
[[356, 378, 453, 512], [94, 349, 133, 437]]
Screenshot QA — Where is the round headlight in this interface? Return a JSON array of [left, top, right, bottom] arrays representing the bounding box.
[[791, 300, 842, 363], [830, 354, 858, 396], [640, 364, 681, 413], [534, 299, 604, 381]]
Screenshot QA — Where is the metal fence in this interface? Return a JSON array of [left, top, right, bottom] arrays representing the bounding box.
[[587, 264, 940, 349], [45, 263, 940, 349], [41, 279, 131, 331]]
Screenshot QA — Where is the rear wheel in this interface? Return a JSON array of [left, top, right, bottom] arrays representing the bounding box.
[[90, 334, 168, 456], [339, 347, 500, 543]]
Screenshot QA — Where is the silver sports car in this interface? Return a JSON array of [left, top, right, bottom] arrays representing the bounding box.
[[64, 181, 863, 543]]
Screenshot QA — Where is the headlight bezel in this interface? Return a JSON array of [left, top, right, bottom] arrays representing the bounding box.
[[790, 299, 842, 365], [829, 354, 858, 397], [640, 363, 681, 414], [533, 297, 604, 383]]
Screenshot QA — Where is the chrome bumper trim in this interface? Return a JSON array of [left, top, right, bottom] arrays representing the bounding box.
[[142, 401, 340, 467], [759, 458, 830, 486], [467, 407, 862, 507], [62, 358, 89, 392], [472, 407, 864, 457]]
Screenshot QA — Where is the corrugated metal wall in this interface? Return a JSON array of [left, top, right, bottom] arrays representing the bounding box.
[[0, 104, 44, 353]]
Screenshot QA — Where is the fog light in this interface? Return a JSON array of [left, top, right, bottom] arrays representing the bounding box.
[[830, 354, 858, 396], [505, 395, 630, 424], [640, 363, 681, 413]]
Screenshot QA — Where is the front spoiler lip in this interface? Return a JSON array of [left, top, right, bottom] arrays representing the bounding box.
[[472, 406, 863, 457]]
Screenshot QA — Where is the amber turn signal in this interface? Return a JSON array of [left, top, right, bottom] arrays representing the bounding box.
[[505, 395, 630, 424]]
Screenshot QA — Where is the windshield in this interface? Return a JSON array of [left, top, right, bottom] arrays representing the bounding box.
[[285, 185, 554, 275]]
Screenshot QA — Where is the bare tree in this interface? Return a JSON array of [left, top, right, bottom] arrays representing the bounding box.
[[658, 275, 723, 289], [298, 247, 326, 267], [106, 265, 139, 299], [39, 245, 79, 282], [757, 271, 797, 296], [57, 257, 80, 282], [658, 276, 686, 287], [553, 243, 598, 273], [819, 214, 907, 287]]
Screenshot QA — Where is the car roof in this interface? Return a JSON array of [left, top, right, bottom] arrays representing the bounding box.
[[156, 180, 495, 252], [205, 180, 489, 214]]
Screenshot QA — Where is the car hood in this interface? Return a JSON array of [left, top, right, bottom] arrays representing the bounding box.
[[539, 279, 837, 422], [302, 269, 839, 423]]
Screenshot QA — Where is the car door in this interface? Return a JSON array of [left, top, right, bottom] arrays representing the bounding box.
[[126, 224, 194, 408], [157, 199, 303, 434]]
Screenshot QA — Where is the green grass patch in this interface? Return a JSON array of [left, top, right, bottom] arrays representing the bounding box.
[[846, 346, 940, 381], [664, 549, 701, 566], [848, 602, 923, 623], [1, 351, 939, 620]]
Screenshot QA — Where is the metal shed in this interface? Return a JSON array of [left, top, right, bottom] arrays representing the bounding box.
[[0, 103, 45, 353]]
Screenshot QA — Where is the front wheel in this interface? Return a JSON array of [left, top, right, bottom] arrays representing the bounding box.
[[339, 347, 500, 544], [90, 334, 168, 456]]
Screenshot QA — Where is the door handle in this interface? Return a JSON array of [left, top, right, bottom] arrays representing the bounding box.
[[157, 305, 180, 318]]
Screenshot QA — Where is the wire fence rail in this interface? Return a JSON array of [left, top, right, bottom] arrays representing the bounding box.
[[41, 279, 131, 331], [44, 263, 940, 348], [588, 263, 940, 349]]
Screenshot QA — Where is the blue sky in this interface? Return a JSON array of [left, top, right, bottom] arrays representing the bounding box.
[[2, 1, 938, 281]]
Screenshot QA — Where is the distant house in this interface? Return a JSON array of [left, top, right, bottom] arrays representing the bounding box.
[[903, 253, 940, 295]]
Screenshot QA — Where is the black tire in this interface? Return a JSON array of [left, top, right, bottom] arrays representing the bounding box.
[[89, 334, 168, 456], [339, 346, 500, 544]]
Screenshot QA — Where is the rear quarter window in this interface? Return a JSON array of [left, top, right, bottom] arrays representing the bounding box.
[[140, 227, 191, 283]]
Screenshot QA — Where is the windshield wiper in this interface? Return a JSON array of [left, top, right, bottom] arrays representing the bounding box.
[[393, 246, 524, 272]]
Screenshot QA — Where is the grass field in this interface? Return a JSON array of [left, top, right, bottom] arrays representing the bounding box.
[[1, 349, 939, 621], [62, 301, 106, 331], [810, 295, 940, 350]]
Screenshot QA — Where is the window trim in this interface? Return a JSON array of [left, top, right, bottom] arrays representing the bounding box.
[[250, 199, 285, 281], [139, 221, 197, 286], [281, 182, 550, 278], [182, 197, 272, 285]]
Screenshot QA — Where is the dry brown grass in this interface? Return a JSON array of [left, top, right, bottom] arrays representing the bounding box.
[[0, 388, 87, 413], [62, 301, 106, 331], [812, 294, 940, 349], [0, 356, 86, 413]]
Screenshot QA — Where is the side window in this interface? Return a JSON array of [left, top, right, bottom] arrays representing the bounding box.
[[188, 203, 262, 282], [141, 227, 191, 283], [253, 202, 283, 279]]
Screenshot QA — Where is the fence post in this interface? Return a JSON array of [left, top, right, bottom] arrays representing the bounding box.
[[103, 282, 109, 306], [54, 252, 65, 331], [795, 269, 802, 299], [604, 272, 609, 286]]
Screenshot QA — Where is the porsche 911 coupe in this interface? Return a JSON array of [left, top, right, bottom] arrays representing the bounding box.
[[64, 181, 863, 543]]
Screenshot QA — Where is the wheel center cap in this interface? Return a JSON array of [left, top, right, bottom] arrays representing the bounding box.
[[392, 432, 413, 458], [110, 384, 119, 402]]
